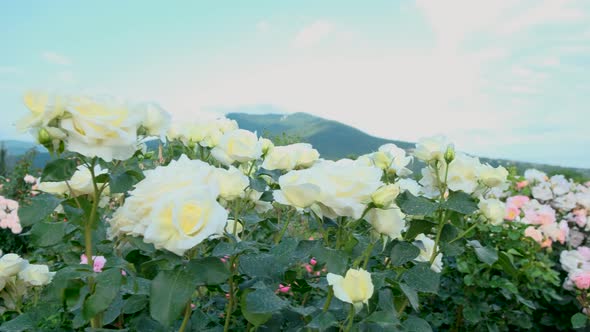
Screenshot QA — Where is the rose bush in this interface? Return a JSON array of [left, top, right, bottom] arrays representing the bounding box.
[[1, 90, 589, 331]]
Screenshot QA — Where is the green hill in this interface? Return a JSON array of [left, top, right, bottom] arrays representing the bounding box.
[[226, 112, 413, 160]]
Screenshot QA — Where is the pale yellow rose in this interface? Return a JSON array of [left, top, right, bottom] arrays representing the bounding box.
[[327, 268, 374, 309], [413, 233, 443, 273], [18, 264, 55, 286], [365, 207, 405, 240], [478, 164, 508, 188], [414, 135, 451, 163], [211, 129, 262, 165], [371, 184, 400, 208], [262, 143, 319, 171], [0, 253, 28, 278], [478, 198, 506, 225]]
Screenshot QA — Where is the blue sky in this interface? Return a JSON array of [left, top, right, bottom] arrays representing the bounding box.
[[1, 1, 589, 167]]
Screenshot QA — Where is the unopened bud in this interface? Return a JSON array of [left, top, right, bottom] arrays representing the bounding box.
[[37, 128, 51, 146], [444, 145, 455, 164]]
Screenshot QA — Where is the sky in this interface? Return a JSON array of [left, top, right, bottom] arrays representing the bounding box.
[[1, 0, 589, 167]]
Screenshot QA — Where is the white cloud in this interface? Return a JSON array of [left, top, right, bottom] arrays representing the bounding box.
[[498, 0, 585, 34], [41, 51, 72, 65], [256, 20, 270, 32], [292, 20, 335, 48]]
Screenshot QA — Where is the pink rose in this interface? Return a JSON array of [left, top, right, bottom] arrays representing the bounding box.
[[310, 258, 317, 266], [573, 271, 590, 290], [578, 247, 590, 261], [80, 254, 107, 272], [507, 195, 530, 209], [524, 226, 543, 243], [276, 284, 291, 294], [23, 175, 37, 184], [516, 181, 529, 190], [505, 206, 520, 221]]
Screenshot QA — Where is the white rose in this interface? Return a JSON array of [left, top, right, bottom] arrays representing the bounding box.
[[273, 169, 322, 209], [478, 198, 506, 225], [532, 182, 553, 201], [59, 96, 142, 161], [397, 178, 422, 197], [246, 189, 274, 214], [524, 169, 548, 183], [365, 207, 405, 240], [371, 184, 400, 208], [312, 159, 383, 219], [260, 138, 274, 155], [413, 233, 443, 273], [0, 253, 28, 278], [446, 154, 482, 194], [211, 129, 262, 165], [138, 103, 171, 139], [414, 135, 451, 163], [262, 143, 319, 171], [0, 276, 5, 291], [560, 250, 585, 273], [38, 165, 108, 197], [478, 164, 508, 188], [327, 268, 374, 308], [373, 144, 413, 176], [143, 187, 228, 255], [17, 91, 68, 131], [18, 264, 55, 286], [550, 175, 572, 196], [212, 166, 249, 201], [214, 118, 239, 134], [108, 155, 225, 251]]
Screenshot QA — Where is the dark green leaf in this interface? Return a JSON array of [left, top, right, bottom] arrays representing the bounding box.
[[187, 257, 230, 285], [497, 252, 518, 277], [122, 294, 148, 314], [102, 294, 124, 325], [30, 221, 68, 247], [366, 311, 400, 328], [241, 289, 272, 327], [249, 176, 267, 192], [41, 158, 77, 182], [396, 191, 437, 216], [402, 315, 432, 332], [399, 283, 419, 311], [468, 241, 498, 265], [404, 220, 435, 240], [109, 171, 137, 194], [306, 312, 337, 330], [390, 241, 420, 266], [18, 193, 63, 227], [572, 313, 587, 329], [244, 287, 288, 314], [443, 191, 478, 215], [310, 246, 349, 275], [239, 253, 276, 278], [0, 313, 35, 332], [402, 264, 440, 294], [439, 224, 458, 242], [149, 268, 194, 326], [83, 268, 123, 319]]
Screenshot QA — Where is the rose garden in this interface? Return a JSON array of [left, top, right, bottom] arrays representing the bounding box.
[[1, 92, 590, 331]]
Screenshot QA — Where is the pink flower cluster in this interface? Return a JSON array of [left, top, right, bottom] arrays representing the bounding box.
[[506, 196, 568, 248], [0, 195, 22, 234], [561, 247, 590, 291], [80, 254, 107, 273]]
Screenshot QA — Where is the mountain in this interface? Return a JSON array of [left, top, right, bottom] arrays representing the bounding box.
[[2, 112, 589, 180], [226, 112, 413, 160]]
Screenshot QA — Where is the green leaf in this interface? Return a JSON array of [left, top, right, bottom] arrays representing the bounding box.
[[102, 294, 125, 326], [443, 191, 478, 215], [18, 193, 63, 227], [239, 253, 276, 278], [241, 289, 272, 327], [572, 313, 587, 329], [306, 312, 337, 330], [402, 264, 440, 294], [402, 315, 432, 332], [149, 268, 194, 326], [396, 191, 437, 216], [404, 220, 435, 240], [497, 252, 518, 277], [249, 176, 267, 192], [399, 283, 419, 311], [244, 287, 288, 314], [109, 170, 143, 194], [122, 294, 148, 314], [439, 224, 459, 242], [187, 257, 230, 285], [41, 158, 77, 182], [30, 221, 68, 247], [390, 241, 420, 266], [310, 246, 349, 275], [0, 313, 35, 332], [462, 305, 482, 324], [365, 311, 400, 328], [468, 241, 498, 265], [83, 268, 123, 319]]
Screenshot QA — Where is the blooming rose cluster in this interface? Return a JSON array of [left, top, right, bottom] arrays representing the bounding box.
[[108, 155, 251, 255], [510, 169, 590, 248], [0, 196, 21, 234], [415, 136, 509, 197], [19, 91, 170, 161], [167, 117, 239, 149], [0, 252, 55, 313], [560, 247, 590, 291]]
